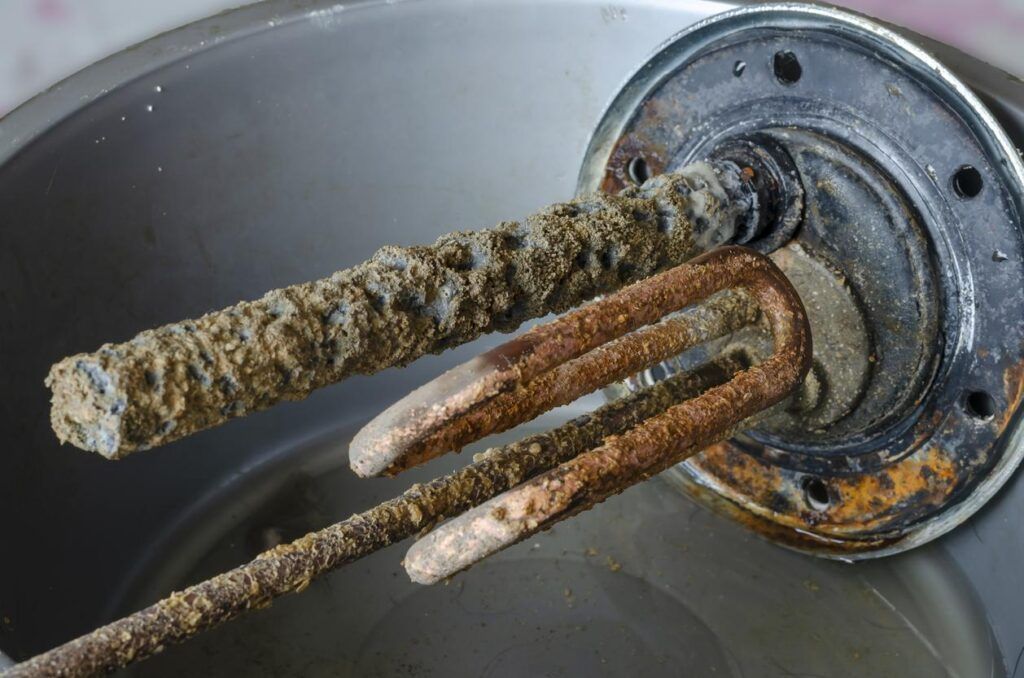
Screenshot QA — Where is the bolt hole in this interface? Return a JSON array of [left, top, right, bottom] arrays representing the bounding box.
[[627, 156, 649, 185], [773, 50, 802, 85], [802, 477, 830, 512], [733, 60, 746, 77], [952, 165, 983, 198], [964, 390, 997, 420]]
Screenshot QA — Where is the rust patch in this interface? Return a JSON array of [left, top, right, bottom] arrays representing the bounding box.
[[822, 446, 958, 531], [999, 357, 1024, 431], [600, 133, 667, 194], [676, 474, 901, 556], [673, 329, 1024, 555], [689, 440, 962, 546]]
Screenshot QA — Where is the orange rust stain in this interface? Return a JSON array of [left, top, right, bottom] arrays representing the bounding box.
[[822, 445, 957, 530], [676, 472, 896, 556], [999, 358, 1024, 431], [688, 441, 960, 539], [690, 442, 788, 504], [601, 137, 664, 193], [678, 345, 1024, 549]]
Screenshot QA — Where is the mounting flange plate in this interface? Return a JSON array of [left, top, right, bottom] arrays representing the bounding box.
[[580, 3, 1024, 558]]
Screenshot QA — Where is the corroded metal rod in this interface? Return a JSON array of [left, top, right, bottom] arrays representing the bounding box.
[[350, 290, 758, 476], [401, 247, 811, 583], [348, 246, 777, 476], [7, 354, 747, 678], [46, 163, 757, 459]]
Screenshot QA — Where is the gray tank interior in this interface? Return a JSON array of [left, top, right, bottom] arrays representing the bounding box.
[[2, 1, 1023, 675]]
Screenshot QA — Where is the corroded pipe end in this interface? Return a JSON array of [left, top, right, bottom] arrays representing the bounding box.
[[403, 503, 522, 584], [46, 341, 209, 459], [350, 351, 525, 477], [46, 354, 129, 458], [45, 348, 179, 459]]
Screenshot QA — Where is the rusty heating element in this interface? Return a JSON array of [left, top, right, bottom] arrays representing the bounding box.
[[8, 247, 809, 678], [358, 246, 812, 582]]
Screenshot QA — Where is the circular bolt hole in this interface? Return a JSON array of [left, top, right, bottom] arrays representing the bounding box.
[[952, 165, 983, 198], [964, 390, 997, 420], [627, 156, 650, 185], [773, 50, 802, 85], [802, 477, 830, 512], [733, 60, 746, 77]]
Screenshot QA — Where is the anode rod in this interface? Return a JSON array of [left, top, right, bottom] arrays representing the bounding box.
[[47, 163, 756, 459]]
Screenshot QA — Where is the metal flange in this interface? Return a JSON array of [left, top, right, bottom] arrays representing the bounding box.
[[581, 3, 1024, 558]]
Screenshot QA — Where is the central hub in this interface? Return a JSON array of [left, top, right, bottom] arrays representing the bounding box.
[[580, 4, 1024, 557], [716, 129, 943, 468]]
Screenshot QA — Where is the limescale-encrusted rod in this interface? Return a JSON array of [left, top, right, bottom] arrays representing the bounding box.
[[47, 162, 755, 458]]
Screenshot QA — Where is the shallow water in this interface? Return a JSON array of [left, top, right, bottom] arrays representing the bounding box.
[[115, 415, 999, 677]]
